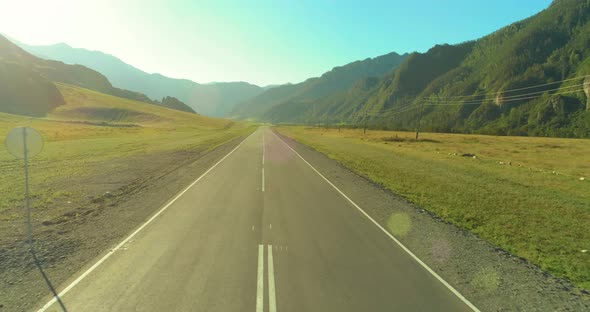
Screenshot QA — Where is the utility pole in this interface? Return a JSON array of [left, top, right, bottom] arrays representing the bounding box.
[[312, 104, 316, 128], [415, 101, 425, 141], [22, 128, 33, 251], [363, 109, 368, 135]]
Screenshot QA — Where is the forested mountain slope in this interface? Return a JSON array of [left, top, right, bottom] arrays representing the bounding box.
[[231, 52, 408, 118], [264, 0, 590, 138]]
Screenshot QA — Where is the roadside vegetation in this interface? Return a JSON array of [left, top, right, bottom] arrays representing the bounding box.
[[275, 125, 590, 290], [0, 83, 255, 223]]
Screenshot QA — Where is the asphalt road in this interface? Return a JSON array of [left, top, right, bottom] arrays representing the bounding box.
[[40, 127, 477, 312]]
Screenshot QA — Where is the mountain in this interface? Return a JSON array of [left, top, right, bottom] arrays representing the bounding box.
[[230, 52, 409, 118], [14, 41, 263, 116], [156, 96, 194, 113], [261, 84, 283, 90], [264, 76, 382, 124], [0, 57, 64, 117], [0, 34, 195, 116], [260, 0, 590, 138]]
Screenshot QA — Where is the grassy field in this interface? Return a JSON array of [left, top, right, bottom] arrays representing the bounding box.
[[275, 126, 590, 289], [0, 84, 255, 222]]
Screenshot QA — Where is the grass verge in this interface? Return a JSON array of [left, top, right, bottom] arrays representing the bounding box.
[[0, 84, 256, 222]]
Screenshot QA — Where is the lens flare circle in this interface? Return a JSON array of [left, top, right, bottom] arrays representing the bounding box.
[[5, 127, 44, 159]]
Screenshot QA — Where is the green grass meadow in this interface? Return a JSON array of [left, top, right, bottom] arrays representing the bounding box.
[[0, 84, 255, 221]]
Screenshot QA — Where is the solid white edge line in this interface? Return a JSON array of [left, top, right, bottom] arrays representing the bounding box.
[[256, 244, 265, 312], [262, 130, 265, 192], [267, 245, 277, 312], [271, 131, 480, 312], [38, 129, 258, 312]]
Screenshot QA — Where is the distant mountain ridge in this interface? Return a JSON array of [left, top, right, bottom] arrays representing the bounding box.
[[14, 40, 264, 116], [231, 52, 408, 118], [0, 34, 195, 116]]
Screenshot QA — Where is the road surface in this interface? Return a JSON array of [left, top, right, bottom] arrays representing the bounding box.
[[40, 127, 477, 312]]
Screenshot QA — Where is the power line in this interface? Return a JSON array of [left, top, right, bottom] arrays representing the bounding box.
[[421, 83, 586, 104], [348, 75, 589, 132], [366, 103, 418, 116], [438, 74, 590, 99], [377, 105, 419, 115], [423, 88, 586, 106], [360, 87, 585, 119], [362, 81, 587, 117]]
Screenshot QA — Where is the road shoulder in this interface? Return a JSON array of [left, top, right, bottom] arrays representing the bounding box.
[[1, 134, 250, 312]]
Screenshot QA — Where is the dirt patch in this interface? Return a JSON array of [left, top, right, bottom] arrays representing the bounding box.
[[536, 144, 564, 149], [63, 120, 140, 128], [274, 129, 590, 311], [0, 135, 246, 312], [58, 107, 163, 123], [381, 136, 441, 143]]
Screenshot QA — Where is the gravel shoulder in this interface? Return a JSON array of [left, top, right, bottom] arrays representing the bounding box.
[[275, 130, 590, 312], [0, 135, 247, 312]]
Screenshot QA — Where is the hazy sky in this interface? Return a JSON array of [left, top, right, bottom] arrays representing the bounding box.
[[0, 0, 552, 86]]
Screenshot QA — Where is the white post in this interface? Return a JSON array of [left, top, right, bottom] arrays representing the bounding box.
[[22, 127, 33, 252]]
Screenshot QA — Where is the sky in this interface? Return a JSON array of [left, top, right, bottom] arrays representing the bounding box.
[[0, 0, 553, 86]]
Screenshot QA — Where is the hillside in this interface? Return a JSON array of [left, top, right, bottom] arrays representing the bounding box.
[[14, 40, 263, 116], [0, 60, 65, 117], [0, 35, 150, 102], [50, 84, 212, 125], [263, 0, 590, 138], [230, 51, 408, 118], [156, 96, 194, 113], [358, 0, 590, 138], [0, 34, 196, 116], [264, 76, 382, 123]]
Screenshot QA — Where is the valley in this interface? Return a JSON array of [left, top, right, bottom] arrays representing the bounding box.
[[1, 1, 589, 311]]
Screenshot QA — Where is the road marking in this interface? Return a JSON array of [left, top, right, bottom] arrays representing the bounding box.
[[37, 130, 258, 312], [252, 225, 255, 231], [269, 223, 272, 229], [256, 244, 264, 312], [267, 245, 277, 312], [271, 131, 480, 312], [262, 131, 265, 192]]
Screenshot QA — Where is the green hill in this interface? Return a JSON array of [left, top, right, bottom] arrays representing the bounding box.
[[231, 52, 408, 119], [14, 40, 263, 116], [156, 96, 195, 114], [0, 61, 65, 117], [0, 34, 195, 116], [361, 0, 590, 138], [262, 0, 590, 138], [264, 76, 382, 123]]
